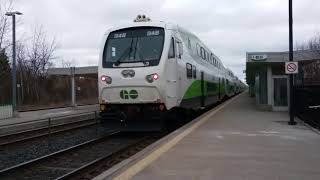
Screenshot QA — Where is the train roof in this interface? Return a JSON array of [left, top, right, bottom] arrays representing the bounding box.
[[103, 21, 179, 35]]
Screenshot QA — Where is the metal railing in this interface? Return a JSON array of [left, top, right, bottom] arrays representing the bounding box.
[[0, 110, 100, 137], [0, 104, 13, 120]]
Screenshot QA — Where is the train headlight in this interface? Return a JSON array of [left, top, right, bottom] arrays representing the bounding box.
[[122, 70, 129, 77], [146, 73, 159, 83], [152, 73, 159, 80], [101, 76, 107, 81], [101, 75, 112, 84], [146, 75, 153, 83]]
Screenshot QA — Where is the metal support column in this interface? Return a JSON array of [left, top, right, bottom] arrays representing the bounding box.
[[11, 15, 17, 116], [288, 0, 297, 125], [5, 11, 22, 117], [71, 67, 76, 107]]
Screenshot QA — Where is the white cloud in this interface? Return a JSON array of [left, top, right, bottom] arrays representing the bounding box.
[[12, 0, 320, 81]]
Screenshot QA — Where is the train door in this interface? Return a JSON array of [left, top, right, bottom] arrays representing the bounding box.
[[165, 37, 179, 108], [175, 38, 182, 101], [218, 77, 221, 100], [201, 71, 205, 108], [221, 78, 225, 98]]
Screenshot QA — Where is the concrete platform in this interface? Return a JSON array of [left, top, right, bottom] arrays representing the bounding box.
[[97, 93, 320, 180], [0, 105, 99, 135]]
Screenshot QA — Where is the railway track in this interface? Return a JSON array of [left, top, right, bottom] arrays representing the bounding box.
[[0, 118, 99, 146], [0, 98, 227, 179], [58, 134, 158, 180], [0, 131, 157, 180]]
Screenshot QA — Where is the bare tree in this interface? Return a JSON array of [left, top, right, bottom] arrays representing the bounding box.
[[295, 33, 320, 85], [21, 25, 58, 101], [296, 32, 320, 54], [0, 0, 13, 50], [0, 49, 11, 104], [307, 33, 320, 55], [1, 1, 63, 108], [27, 25, 58, 77], [16, 42, 27, 103]]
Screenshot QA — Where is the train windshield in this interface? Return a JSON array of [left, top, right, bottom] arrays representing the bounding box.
[[103, 27, 164, 68]]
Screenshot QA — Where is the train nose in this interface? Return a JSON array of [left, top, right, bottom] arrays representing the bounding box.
[[101, 87, 161, 104]]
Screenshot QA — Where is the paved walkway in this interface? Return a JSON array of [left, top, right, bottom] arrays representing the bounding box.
[[0, 105, 99, 135], [131, 93, 320, 180]]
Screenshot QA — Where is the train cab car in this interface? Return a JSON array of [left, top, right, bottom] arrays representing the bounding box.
[[98, 15, 243, 131]]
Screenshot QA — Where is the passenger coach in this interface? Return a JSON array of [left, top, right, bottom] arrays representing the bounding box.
[[98, 15, 243, 130]]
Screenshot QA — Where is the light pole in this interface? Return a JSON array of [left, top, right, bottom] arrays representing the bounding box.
[[288, 0, 296, 125], [5, 11, 23, 116]]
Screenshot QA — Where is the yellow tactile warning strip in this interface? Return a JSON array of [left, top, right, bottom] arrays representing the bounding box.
[[113, 94, 242, 180]]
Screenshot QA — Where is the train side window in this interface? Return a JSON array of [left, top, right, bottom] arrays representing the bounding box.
[[193, 66, 197, 78], [210, 53, 214, 65], [177, 41, 183, 58], [187, 38, 191, 49], [200, 47, 206, 60], [168, 38, 175, 58], [196, 43, 201, 56], [186, 63, 192, 78]]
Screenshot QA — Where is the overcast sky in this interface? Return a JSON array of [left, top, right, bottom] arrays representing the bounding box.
[[13, 0, 320, 81]]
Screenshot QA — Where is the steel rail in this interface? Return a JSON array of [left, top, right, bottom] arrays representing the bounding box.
[[0, 119, 98, 146], [55, 136, 149, 180], [0, 131, 121, 174]]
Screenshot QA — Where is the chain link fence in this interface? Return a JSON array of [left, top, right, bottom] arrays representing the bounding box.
[[0, 64, 12, 119], [0, 67, 98, 117], [294, 60, 320, 129], [16, 75, 73, 111], [16, 67, 98, 111], [0, 104, 13, 119]]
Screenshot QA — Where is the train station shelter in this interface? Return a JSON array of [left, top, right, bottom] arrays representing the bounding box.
[[246, 50, 320, 111]]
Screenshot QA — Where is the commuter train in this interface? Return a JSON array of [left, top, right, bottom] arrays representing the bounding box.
[[98, 15, 244, 130]]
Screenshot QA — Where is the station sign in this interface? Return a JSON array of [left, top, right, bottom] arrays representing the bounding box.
[[285, 62, 298, 74], [250, 54, 267, 61]]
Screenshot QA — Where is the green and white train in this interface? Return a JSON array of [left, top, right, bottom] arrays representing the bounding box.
[[98, 16, 244, 130]]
